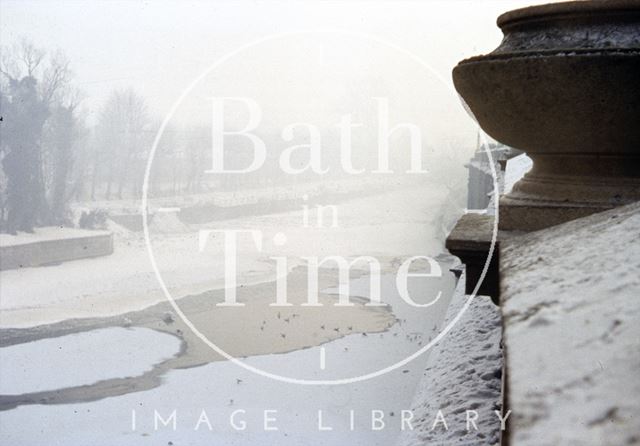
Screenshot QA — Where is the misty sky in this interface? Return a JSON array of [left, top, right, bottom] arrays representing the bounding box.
[[1, 0, 551, 126]]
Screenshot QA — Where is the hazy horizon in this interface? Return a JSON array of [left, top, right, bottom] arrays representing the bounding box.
[[1, 0, 551, 125]]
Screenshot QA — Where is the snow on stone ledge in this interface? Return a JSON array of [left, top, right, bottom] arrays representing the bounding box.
[[0, 226, 114, 270], [0, 227, 111, 247], [501, 202, 640, 446], [398, 279, 503, 446]]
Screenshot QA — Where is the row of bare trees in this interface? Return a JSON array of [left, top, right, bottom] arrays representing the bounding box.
[[90, 88, 150, 200], [0, 40, 216, 234], [1, 39, 468, 234]]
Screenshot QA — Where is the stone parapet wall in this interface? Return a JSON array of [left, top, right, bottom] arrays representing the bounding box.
[[500, 202, 640, 445], [0, 228, 113, 270]]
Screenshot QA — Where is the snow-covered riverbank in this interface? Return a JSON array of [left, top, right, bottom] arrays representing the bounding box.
[[0, 183, 452, 328]]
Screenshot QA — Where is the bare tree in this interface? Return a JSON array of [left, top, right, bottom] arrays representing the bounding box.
[[94, 88, 149, 200], [183, 126, 209, 194], [43, 99, 84, 223]]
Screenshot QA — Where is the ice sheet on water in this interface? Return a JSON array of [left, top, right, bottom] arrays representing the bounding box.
[[0, 327, 181, 395]]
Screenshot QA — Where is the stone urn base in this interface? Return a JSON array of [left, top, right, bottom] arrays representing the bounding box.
[[500, 154, 640, 231]]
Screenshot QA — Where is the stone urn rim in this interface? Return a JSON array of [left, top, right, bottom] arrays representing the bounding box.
[[497, 0, 640, 29], [452, 0, 640, 157], [457, 0, 640, 64]]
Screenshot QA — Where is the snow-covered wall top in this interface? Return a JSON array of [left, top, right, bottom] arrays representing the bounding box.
[[397, 280, 504, 446], [501, 201, 640, 445]]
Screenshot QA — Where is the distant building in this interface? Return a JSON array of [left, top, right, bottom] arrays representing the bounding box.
[[466, 142, 530, 214], [466, 142, 508, 211]]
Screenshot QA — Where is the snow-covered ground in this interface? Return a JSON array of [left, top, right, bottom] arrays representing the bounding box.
[[78, 175, 418, 214], [0, 183, 452, 328]]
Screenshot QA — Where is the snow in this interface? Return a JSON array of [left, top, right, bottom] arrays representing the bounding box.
[[0, 327, 181, 395], [503, 153, 532, 195], [0, 179, 474, 446], [398, 281, 503, 446], [0, 183, 453, 328], [0, 351, 422, 446], [501, 201, 640, 445], [74, 176, 412, 215]]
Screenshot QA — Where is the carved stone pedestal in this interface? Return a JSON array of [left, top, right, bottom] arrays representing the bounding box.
[[453, 0, 640, 232], [500, 153, 640, 231]]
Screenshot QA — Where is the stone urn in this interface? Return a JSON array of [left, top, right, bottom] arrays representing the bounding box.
[[453, 0, 640, 231]]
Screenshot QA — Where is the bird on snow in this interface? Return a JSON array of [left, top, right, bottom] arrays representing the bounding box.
[[162, 312, 174, 324]]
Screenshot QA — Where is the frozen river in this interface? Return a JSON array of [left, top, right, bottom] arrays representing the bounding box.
[[0, 182, 464, 445], [0, 271, 457, 446]]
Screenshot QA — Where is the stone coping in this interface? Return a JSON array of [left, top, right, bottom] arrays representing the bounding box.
[[500, 201, 640, 445]]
